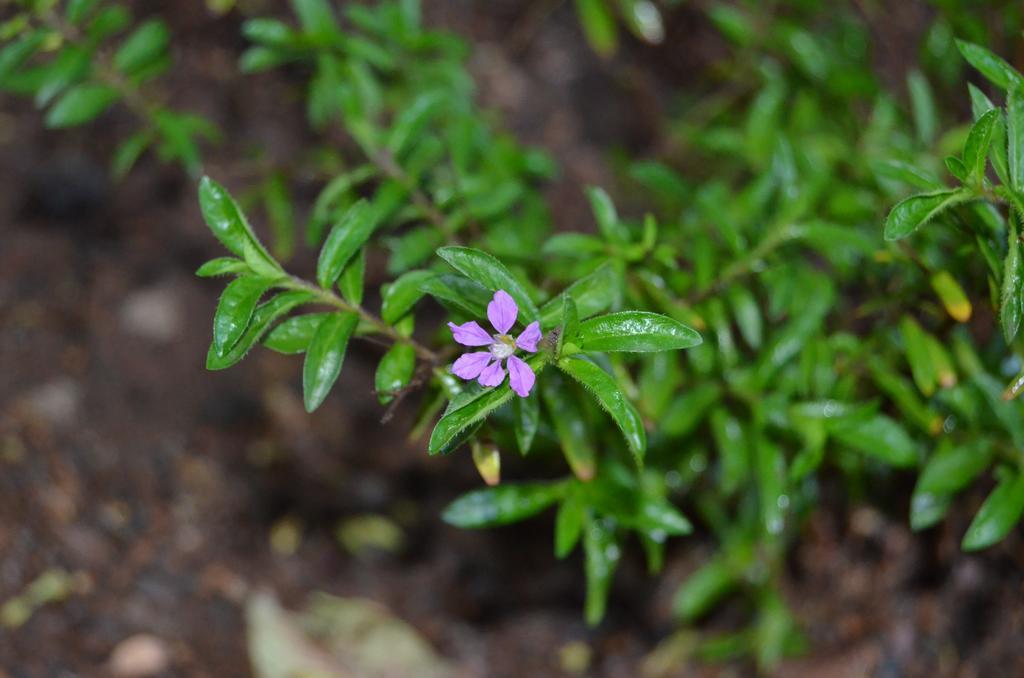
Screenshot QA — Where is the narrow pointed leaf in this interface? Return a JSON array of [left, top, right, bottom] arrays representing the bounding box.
[[436, 246, 539, 322], [442, 481, 566, 528], [317, 200, 375, 289], [577, 311, 702, 353], [206, 291, 313, 370], [263, 313, 329, 354], [883, 188, 973, 241], [302, 311, 359, 412], [558, 357, 646, 464], [962, 472, 1024, 551], [213, 276, 276, 356]]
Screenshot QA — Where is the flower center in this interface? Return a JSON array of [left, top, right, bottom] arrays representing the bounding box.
[[489, 335, 515, 360]]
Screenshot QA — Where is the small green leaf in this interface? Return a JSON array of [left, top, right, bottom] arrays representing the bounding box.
[[45, 84, 119, 128], [558, 357, 646, 465], [196, 257, 249, 278], [441, 481, 566, 528], [900, 316, 937, 396], [436, 247, 538, 322], [317, 200, 376, 289], [583, 517, 620, 626], [586, 186, 625, 243], [213, 276, 275, 356], [883, 188, 973, 241], [830, 415, 918, 468], [575, 0, 618, 57], [555, 492, 585, 558], [114, 19, 170, 75], [1001, 218, 1023, 342], [263, 313, 329, 354], [673, 557, 735, 622], [199, 177, 279, 268], [576, 311, 702, 353], [111, 131, 152, 180], [386, 91, 445, 157], [302, 311, 359, 412], [962, 108, 1000, 183], [66, 0, 101, 24], [557, 294, 580, 357], [962, 472, 1024, 551], [207, 291, 313, 370], [907, 69, 937, 145], [727, 286, 762, 349], [512, 393, 539, 455], [381, 270, 433, 324], [419, 274, 491, 319], [1009, 86, 1024, 191], [956, 40, 1024, 92], [428, 354, 547, 455], [339, 247, 365, 305], [917, 440, 992, 498], [375, 343, 415, 404]]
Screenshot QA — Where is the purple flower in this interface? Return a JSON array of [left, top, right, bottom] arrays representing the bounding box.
[[449, 289, 541, 397]]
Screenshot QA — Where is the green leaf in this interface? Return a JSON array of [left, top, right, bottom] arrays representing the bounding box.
[[114, 19, 170, 75], [557, 294, 580, 357], [213, 276, 276, 357], [558, 357, 646, 465], [386, 91, 445, 157], [900, 316, 937, 396], [512, 392, 539, 455], [206, 291, 313, 370], [915, 440, 992, 498], [962, 108, 1000, 184], [436, 246, 539, 322], [586, 186, 625, 243], [111, 131, 152, 180], [907, 69, 937, 145], [883, 188, 973, 241], [293, 0, 338, 36], [0, 31, 47, 82], [576, 311, 702, 353], [673, 557, 735, 622], [302, 311, 359, 412], [830, 415, 918, 468], [661, 383, 721, 438], [381, 270, 433, 324], [66, 0, 101, 24], [583, 517, 620, 626], [962, 472, 1024, 551], [375, 343, 415, 404], [541, 233, 606, 258], [727, 286, 762, 349], [1009, 86, 1024, 191], [419, 274, 491, 319], [710, 408, 747, 494], [45, 84, 119, 128], [956, 40, 1024, 92], [196, 257, 249, 278], [555, 492, 585, 558], [263, 313, 329, 354], [538, 263, 617, 329], [338, 247, 365, 305], [1001, 218, 1023, 342], [199, 177, 279, 270], [441, 482, 566, 529], [428, 354, 547, 455], [317, 200, 376, 289], [575, 0, 618, 57]]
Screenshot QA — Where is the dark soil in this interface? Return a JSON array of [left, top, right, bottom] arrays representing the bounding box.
[[1, 1, 1023, 676]]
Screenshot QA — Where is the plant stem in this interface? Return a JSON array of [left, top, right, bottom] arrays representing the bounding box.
[[283, 276, 440, 363]]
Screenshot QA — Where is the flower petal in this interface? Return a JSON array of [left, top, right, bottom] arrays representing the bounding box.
[[451, 352, 493, 380], [478, 359, 506, 387], [487, 290, 518, 335], [507, 355, 536, 397], [515, 321, 542, 353], [448, 321, 493, 347]]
